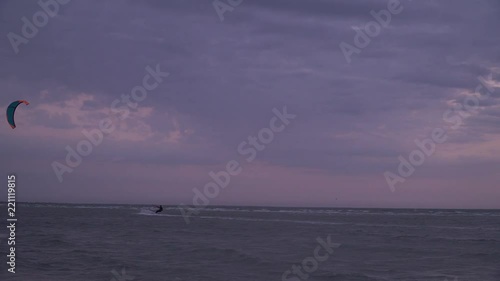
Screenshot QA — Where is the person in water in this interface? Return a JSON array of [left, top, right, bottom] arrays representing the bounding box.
[[155, 205, 163, 213]]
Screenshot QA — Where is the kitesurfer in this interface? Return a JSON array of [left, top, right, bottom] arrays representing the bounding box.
[[155, 205, 163, 213]]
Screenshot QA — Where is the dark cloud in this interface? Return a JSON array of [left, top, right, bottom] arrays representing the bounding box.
[[0, 0, 499, 208]]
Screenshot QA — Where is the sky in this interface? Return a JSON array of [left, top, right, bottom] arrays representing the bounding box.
[[0, 0, 499, 209]]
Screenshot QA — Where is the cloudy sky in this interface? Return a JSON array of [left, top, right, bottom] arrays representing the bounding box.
[[0, 0, 499, 208]]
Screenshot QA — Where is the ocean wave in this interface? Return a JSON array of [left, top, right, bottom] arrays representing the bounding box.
[[9, 203, 500, 218], [135, 210, 500, 232], [185, 246, 267, 266], [199, 215, 347, 225], [313, 272, 382, 281], [193, 207, 500, 217], [137, 207, 179, 217], [136, 210, 347, 225], [431, 237, 500, 243]]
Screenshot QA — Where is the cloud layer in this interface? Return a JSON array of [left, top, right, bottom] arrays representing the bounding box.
[[0, 0, 499, 208]]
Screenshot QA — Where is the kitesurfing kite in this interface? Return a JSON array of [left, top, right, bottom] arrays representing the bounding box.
[[6, 100, 29, 129]]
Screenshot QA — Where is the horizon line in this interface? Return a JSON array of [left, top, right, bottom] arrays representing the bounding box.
[[1, 200, 499, 211]]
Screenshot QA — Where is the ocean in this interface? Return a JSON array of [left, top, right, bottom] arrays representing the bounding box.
[[0, 204, 499, 281]]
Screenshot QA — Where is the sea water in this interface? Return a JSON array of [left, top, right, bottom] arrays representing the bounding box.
[[0, 203, 498, 281]]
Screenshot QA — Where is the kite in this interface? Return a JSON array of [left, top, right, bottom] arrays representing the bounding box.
[[6, 100, 29, 129]]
